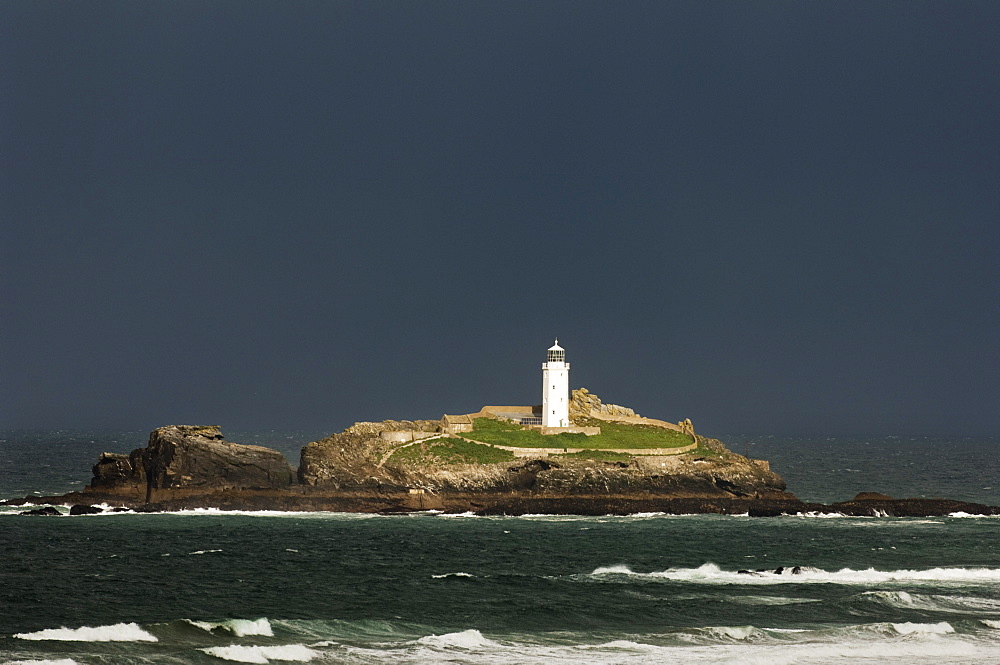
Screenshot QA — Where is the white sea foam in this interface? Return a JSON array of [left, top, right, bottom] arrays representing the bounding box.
[[201, 644, 318, 663], [579, 639, 659, 651], [892, 621, 955, 635], [982, 620, 1000, 629], [431, 572, 475, 579], [591, 564, 635, 575], [15, 622, 157, 642], [705, 625, 763, 641], [790, 511, 848, 518], [353, 629, 989, 665], [190, 549, 223, 555], [165, 508, 380, 519], [591, 562, 1000, 585], [949, 512, 999, 518], [416, 629, 500, 650], [187, 618, 274, 637], [3, 660, 80, 665]]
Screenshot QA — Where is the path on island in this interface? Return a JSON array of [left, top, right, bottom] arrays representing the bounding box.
[[376, 434, 447, 468]]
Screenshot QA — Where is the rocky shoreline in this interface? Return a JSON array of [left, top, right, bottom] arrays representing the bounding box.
[[10, 487, 999, 517], [5, 423, 998, 517]]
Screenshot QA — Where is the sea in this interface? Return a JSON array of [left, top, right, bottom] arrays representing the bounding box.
[[1, 430, 998, 665]]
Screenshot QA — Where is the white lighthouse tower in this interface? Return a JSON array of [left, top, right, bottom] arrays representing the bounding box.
[[542, 339, 570, 428]]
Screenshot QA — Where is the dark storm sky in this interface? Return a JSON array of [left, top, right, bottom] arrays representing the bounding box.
[[2, 2, 998, 436]]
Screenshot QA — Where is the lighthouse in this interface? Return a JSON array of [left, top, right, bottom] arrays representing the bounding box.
[[542, 339, 570, 428]]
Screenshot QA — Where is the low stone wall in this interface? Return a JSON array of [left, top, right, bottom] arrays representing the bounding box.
[[588, 412, 686, 433], [485, 441, 699, 458], [528, 426, 602, 436], [379, 430, 440, 443]]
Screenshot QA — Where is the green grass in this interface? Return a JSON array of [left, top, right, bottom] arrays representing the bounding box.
[[461, 417, 694, 450], [390, 436, 515, 465]]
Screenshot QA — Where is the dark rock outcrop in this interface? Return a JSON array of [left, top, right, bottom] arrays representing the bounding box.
[[87, 425, 294, 502], [10, 486, 998, 517], [21, 506, 62, 516], [92, 451, 146, 489], [69, 504, 104, 515], [142, 425, 294, 496], [830, 496, 996, 517]]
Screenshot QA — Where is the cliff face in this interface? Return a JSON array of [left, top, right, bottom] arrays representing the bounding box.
[[298, 419, 442, 488], [90, 425, 294, 499], [297, 418, 787, 499], [31, 422, 999, 516], [77, 409, 789, 510]]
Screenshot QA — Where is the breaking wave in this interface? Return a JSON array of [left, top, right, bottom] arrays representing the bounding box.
[[861, 590, 1000, 614], [590, 562, 1000, 585], [14, 623, 158, 642], [311, 622, 994, 664], [949, 512, 1000, 518], [200, 644, 318, 663], [416, 629, 500, 650], [185, 618, 274, 637], [891, 621, 954, 635], [10, 618, 1000, 665]]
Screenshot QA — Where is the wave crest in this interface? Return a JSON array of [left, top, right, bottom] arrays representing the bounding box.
[[201, 644, 318, 663], [186, 618, 274, 637], [891, 621, 955, 635], [14, 623, 157, 642], [591, 562, 1000, 585], [417, 629, 499, 650]]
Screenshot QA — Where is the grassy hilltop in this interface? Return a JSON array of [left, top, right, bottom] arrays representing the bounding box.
[[464, 417, 694, 449], [389, 417, 700, 466]]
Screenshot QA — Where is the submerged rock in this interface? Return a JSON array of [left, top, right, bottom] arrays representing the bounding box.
[[20, 506, 62, 516], [69, 504, 104, 515]]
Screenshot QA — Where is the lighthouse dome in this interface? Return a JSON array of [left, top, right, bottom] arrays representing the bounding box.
[[546, 339, 565, 363]]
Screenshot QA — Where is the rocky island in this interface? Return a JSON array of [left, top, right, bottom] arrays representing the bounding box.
[[10, 388, 999, 517]]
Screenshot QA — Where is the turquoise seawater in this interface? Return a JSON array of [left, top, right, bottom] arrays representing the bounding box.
[[1, 430, 998, 664]]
